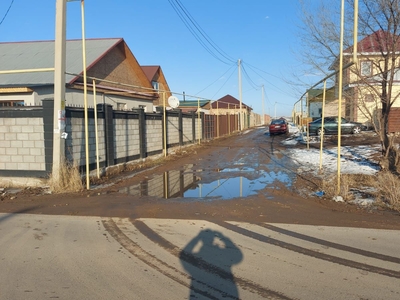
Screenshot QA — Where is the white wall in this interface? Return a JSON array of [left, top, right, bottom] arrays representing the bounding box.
[[309, 102, 322, 119]]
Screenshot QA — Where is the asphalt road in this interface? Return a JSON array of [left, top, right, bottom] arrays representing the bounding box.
[[1, 213, 400, 300]]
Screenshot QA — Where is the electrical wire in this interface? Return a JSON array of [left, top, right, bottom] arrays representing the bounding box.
[[243, 60, 284, 80], [167, 0, 235, 65], [167, 0, 295, 105], [211, 66, 237, 99], [167, 0, 227, 64], [242, 60, 296, 98], [0, 0, 15, 27], [167, 1, 214, 61], [173, 0, 236, 64], [195, 63, 236, 95], [264, 90, 273, 108], [242, 63, 260, 91]]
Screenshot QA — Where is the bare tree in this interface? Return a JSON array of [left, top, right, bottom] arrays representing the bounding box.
[[298, 0, 400, 172]]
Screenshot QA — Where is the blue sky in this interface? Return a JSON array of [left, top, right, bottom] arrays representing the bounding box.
[[0, 0, 309, 117]]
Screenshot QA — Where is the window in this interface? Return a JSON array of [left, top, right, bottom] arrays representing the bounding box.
[[325, 117, 335, 123], [152, 81, 159, 91], [360, 60, 372, 77]]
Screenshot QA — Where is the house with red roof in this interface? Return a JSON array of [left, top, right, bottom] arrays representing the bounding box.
[[326, 30, 400, 126], [211, 94, 252, 114], [211, 94, 253, 129]]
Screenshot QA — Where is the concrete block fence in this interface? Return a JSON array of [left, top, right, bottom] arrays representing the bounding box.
[[0, 100, 206, 183]]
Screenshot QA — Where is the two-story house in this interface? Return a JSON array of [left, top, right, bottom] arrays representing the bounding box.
[[333, 30, 400, 126], [307, 30, 400, 128]]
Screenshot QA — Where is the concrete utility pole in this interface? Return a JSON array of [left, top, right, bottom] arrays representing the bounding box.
[[337, 0, 345, 195], [52, 0, 67, 182], [262, 85, 265, 125], [238, 59, 243, 130]]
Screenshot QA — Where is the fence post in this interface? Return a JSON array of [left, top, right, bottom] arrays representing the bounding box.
[[42, 99, 56, 174], [192, 111, 196, 143], [201, 112, 205, 141], [162, 109, 169, 155], [100, 103, 114, 167], [138, 108, 146, 159], [179, 109, 183, 146]]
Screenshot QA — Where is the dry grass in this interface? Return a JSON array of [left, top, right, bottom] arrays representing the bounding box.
[[372, 171, 400, 210], [319, 172, 400, 211], [48, 160, 84, 193], [321, 174, 376, 201]]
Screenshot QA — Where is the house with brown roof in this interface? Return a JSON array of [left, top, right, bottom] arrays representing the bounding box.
[[211, 94, 252, 115], [141, 65, 172, 108], [211, 94, 253, 129], [0, 38, 160, 112]]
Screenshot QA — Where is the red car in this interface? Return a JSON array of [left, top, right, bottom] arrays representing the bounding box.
[[269, 118, 288, 135]]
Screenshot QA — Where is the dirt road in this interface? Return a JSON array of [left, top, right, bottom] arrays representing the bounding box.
[[1, 127, 399, 229]]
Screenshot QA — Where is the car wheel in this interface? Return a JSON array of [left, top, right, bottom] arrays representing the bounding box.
[[352, 126, 361, 134], [317, 128, 324, 136]]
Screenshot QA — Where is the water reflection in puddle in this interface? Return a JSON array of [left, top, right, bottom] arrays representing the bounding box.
[[118, 164, 292, 200]]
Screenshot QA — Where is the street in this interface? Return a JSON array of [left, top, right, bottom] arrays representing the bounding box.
[[1, 213, 400, 299]]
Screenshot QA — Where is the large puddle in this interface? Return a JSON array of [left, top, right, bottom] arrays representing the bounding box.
[[118, 163, 294, 201]]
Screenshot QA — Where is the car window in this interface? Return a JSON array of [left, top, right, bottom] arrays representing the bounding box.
[[325, 117, 335, 123], [271, 119, 286, 125]]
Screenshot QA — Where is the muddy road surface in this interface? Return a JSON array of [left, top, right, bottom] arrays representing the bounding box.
[[1, 127, 399, 229]]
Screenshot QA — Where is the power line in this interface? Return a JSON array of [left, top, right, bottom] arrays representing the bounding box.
[[211, 66, 237, 99], [0, 0, 15, 27], [195, 63, 236, 95], [167, 0, 235, 65], [173, 0, 235, 63], [167, 0, 215, 61], [241, 63, 260, 91], [167, 0, 227, 64], [243, 60, 284, 80], [242, 60, 296, 98]]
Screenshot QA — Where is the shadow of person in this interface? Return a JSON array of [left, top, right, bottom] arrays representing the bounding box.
[[180, 229, 243, 299]]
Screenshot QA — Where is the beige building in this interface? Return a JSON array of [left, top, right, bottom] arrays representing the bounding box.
[[337, 30, 400, 125], [308, 30, 400, 127]]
